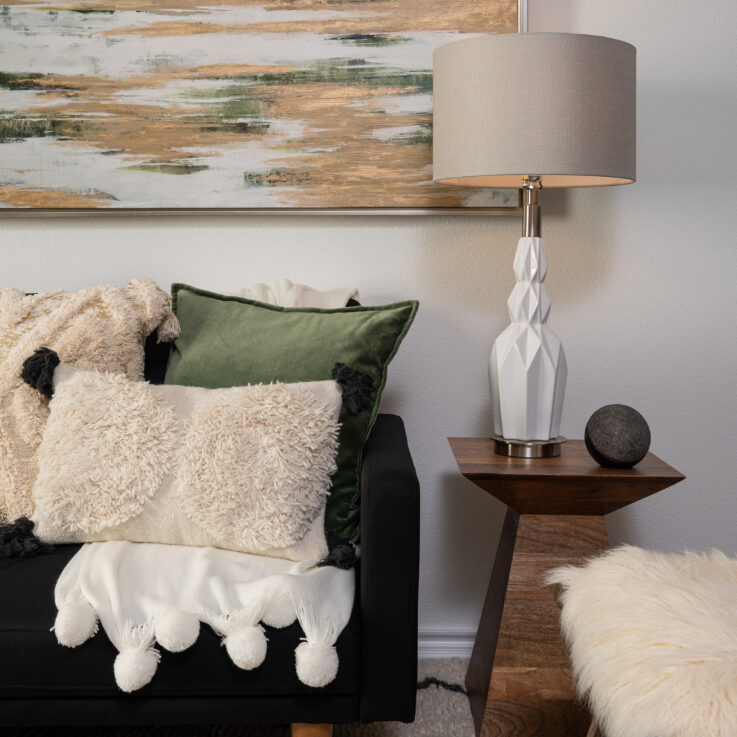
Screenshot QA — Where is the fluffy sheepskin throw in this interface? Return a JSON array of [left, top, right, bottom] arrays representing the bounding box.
[[0, 281, 179, 523], [28, 359, 344, 561], [548, 545, 737, 737], [55, 540, 354, 692]]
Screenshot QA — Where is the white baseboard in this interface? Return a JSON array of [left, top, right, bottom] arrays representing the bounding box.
[[418, 629, 476, 659]]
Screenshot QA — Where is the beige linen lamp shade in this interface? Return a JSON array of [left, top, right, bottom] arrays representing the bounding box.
[[432, 33, 636, 188]]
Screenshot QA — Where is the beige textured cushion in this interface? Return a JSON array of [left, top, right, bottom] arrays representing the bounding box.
[[31, 364, 342, 561], [0, 281, 179, 522]]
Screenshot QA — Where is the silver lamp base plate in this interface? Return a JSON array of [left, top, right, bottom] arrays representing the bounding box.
[[490, 434, 567, 459]]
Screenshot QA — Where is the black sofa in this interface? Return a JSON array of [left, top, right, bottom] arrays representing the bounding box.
[[0, 337, 420, 735]]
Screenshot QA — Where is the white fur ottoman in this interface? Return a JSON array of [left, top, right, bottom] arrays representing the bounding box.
[[548, 545, 737, 737]]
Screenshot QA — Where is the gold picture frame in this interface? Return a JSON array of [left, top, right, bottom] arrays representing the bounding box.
[[0, 0, 526, 215]]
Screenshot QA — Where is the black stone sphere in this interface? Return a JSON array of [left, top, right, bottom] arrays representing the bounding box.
[[584, 404, 651, 468]]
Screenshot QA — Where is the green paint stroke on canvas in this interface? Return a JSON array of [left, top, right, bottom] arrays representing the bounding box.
[[124, 163, 210, 175], [392, 123, 433, 145], [329, 33, 410, 46], [182, 86, 267, 121], [244, 169, 313, 187], [0, 72, 44, 90], [65, 7, 116, 13], [0, 117, 64, 142], [199, 119, 270, 134], [254, 59, 432, 91]]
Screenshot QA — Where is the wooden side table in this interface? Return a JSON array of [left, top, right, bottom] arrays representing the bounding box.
[[449, 438, 685, 737]]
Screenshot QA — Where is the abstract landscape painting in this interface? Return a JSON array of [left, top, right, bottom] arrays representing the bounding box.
[[0, 0, 518, 211]]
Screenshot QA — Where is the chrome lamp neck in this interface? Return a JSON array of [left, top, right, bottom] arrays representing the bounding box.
[[522, 176, 542, 238]]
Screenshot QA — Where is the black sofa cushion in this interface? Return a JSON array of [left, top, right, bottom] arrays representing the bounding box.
[[0, 545, 360, 700]]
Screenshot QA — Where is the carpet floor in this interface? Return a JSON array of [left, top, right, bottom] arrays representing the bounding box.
[[0, 659, 474, 737]]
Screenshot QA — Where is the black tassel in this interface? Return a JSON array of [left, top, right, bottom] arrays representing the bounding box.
[[317, 532, 358, 570], [0, 517, 53, 558], [21, 347, 60, 399], [331, 363, 375, 416]]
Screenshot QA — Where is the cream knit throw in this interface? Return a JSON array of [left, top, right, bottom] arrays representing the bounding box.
[[238, 279, 359, 308], [55, 541, 355, 692], [0, 280, 179, 522]]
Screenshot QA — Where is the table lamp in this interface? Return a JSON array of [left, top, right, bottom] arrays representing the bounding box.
[[433, 32, 636, 458]]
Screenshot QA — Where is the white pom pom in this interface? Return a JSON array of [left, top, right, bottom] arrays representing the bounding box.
[[55, 601, 98, 648], [262, 591, 297, 629], [155, 610, 199, 652], [224, 626, 267, 670], [295, 642, 339, 687], [114, 648, 160, 692]]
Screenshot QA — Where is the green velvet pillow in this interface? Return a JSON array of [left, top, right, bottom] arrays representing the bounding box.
[[165, 284, 418, 543]]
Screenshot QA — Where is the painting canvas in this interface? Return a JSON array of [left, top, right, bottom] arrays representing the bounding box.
[[0, 0, 519, 212]]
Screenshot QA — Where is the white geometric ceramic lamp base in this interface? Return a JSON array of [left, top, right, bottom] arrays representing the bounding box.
[[490, 236, 567, 441]]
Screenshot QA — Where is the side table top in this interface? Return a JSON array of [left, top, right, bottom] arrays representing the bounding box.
[[448, 438, 685, 515]]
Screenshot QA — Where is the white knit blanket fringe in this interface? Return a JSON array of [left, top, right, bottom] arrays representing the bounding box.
[[54, 541, 354, 693]]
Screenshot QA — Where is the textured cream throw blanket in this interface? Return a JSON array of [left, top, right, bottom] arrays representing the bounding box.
[[55, 541, 355, 692], [0, 280, 179, 522]]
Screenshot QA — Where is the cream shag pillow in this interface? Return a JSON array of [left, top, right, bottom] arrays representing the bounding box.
[[0, 281, 179, 523], [29, 361, 343, 561]]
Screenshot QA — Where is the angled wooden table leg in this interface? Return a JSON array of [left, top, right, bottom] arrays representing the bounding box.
[[466, 512, 607, 736], [450, 438, 685, 737], [476, 514, 607, 737], [466, 508, 519, 733]]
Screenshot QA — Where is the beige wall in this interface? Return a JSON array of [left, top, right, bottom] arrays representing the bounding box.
[[2, 0, 736, 655]]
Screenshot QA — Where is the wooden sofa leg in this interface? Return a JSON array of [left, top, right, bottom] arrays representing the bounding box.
[[291, 723, 333, 737]]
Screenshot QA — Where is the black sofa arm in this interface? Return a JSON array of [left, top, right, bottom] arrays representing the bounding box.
[[359, 414, 420, 723]]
